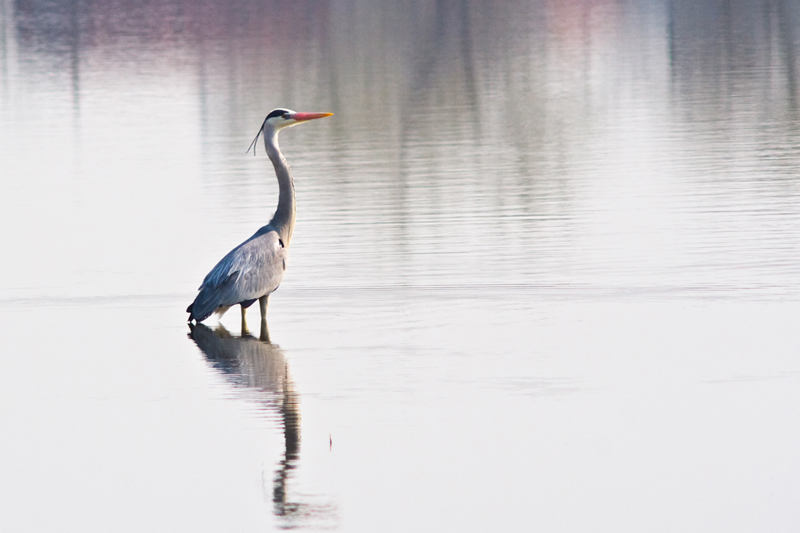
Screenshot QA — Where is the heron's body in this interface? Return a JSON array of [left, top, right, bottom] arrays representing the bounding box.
[[187, 108, 331, 332]]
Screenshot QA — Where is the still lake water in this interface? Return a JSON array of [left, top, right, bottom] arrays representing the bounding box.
[[2, 0, 800, 530]]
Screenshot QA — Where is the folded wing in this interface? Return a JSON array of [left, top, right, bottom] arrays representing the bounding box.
[[188, 228, 287, 322]]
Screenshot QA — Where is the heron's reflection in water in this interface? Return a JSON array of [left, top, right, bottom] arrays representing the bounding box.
[[189, 322, 335, 528]]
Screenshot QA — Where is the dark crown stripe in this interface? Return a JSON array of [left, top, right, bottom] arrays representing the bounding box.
[[266, 109, 289, 119]]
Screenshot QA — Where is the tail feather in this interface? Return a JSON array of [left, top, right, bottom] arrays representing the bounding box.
[[188, 271, 240, 323], [189, 288, 223, 323]]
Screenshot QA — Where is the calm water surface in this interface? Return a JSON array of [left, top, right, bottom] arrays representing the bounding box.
[[2, 0, 800, 531]]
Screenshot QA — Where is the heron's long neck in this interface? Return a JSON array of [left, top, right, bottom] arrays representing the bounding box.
[[264, 130, 296, 247]]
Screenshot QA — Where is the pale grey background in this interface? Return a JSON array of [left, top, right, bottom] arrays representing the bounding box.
[[2, 0, 800, 531]]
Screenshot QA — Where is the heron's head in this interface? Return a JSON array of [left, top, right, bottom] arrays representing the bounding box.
[[247, 108, 333, 155]]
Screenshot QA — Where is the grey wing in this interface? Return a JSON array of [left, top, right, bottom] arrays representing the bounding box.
[[189, 230, 287, 322]]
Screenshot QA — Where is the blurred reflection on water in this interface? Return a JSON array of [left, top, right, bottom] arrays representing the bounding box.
[[2, 0, 799, 301], [2, 0, 800, 531], [189, 323, 337, 529]]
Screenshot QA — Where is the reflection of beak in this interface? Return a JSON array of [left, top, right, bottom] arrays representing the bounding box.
[[289, 112, 334, 122]]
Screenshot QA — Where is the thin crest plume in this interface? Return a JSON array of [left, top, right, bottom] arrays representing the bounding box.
[[246, 115, 270, 156]]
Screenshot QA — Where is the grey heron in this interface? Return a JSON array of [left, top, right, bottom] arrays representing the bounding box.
[[187, 108, 333, 334]]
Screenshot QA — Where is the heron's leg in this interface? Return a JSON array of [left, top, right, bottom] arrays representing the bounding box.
[[259, 320, 271, 343], [240, 304, 250, 336], [259, 294, 270, 321], [259, 295, 270, 342]]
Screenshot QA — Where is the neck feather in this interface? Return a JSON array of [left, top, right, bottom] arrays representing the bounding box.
[[264, 129, 296, 247]]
